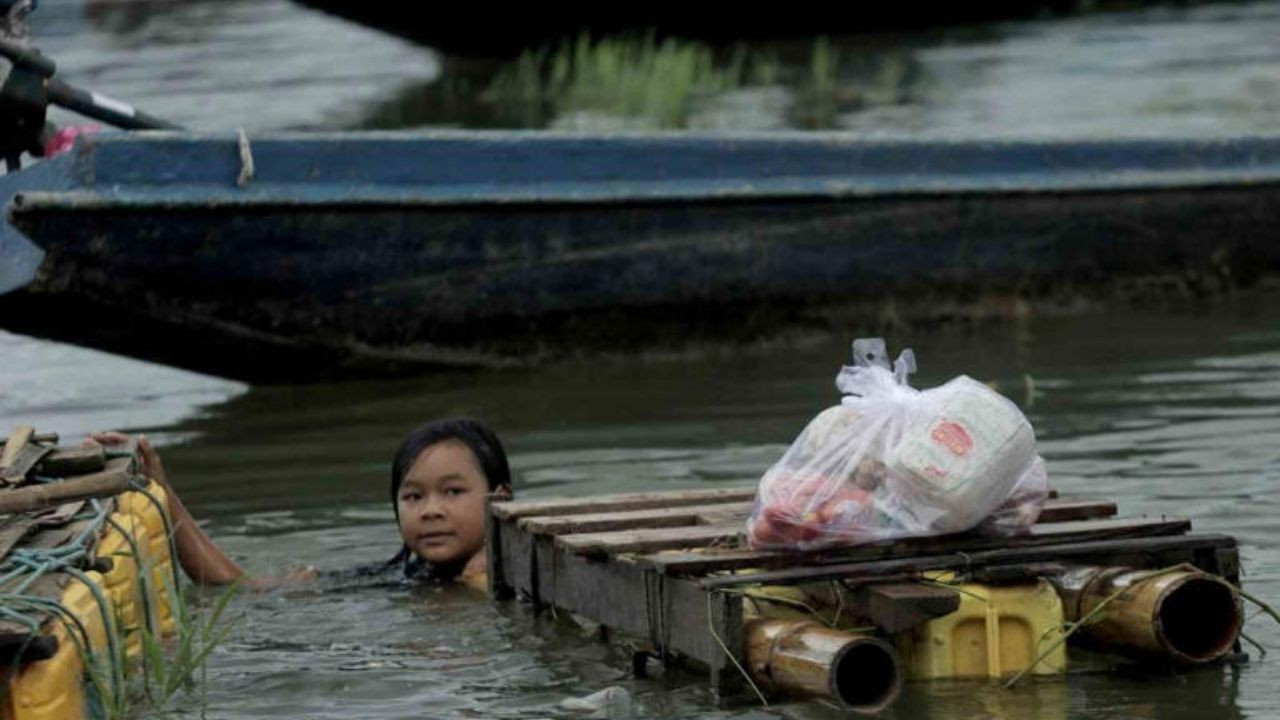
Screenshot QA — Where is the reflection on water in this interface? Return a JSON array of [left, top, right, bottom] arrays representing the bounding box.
[[29, 0, 439, 131], [0, 329, 244, 440], [356, 2, 1280, 136], [24, 0, 1280, 135]]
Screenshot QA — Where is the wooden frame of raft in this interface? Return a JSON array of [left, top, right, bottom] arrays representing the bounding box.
[[485, 487, 1240, 698]]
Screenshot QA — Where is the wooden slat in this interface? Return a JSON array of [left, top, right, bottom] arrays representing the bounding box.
[[519, 496, 1111, 538], [0, 431, 56, 448], [557, 524, 745, 557], [0, 515, 39, 558], [492, 486, 757, 521], [637, 516, 1193, 575], [696, 533, 1235, 590], [0, 425, 34, 469], [1, 442, 54, 486], [847, 582, 961, 633], [521, 501, 755, 536], [1037, 498, 1116, 523], [17, 514, 101, 552], [563, 515, 1182, 560], [35, 446, 107, 477], [527, 532, 746, 680]]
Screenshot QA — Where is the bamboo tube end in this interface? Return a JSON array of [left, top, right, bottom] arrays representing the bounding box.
[[829, 636, 902, 714], [1153, 574, 1243, 664]]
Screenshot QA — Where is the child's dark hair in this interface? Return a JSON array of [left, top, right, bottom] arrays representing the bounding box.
[[386, 418, 511, 580]]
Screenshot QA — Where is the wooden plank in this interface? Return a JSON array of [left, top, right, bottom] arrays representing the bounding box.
[[1, 442, 53, 486], [534, 537, 743, 674], [1036, 498, 1116, 523], [35, 501, 87, 528], [0, 425, 34, 469], [0, 515, 39, 558], [524, 496, 1109, 537], [846, 582, 961, 633], [639, 516, 1194, 576], [0, 431, 56, 448], [35, 446, 107, 477], [485, 496, 512, 599], [495, 517, 537, 603], [17, 514, 101, 552], [557, 524, 745, 558], [561, 514, 1175, 559], [491, 486, 756, 521], [694, 534, 1236, 590], [521, 501, 756, 536]]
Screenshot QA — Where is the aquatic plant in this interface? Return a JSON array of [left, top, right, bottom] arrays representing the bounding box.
[[138, 576, 240, 713], [82, 530, 241, 719], [486, 34, 741, 129]]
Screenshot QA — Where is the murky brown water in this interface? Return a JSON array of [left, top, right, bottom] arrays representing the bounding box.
[[4, 1, 1280, 717]]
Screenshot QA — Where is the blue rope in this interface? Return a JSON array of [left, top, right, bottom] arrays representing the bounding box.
[[0, 491, 126, 702]]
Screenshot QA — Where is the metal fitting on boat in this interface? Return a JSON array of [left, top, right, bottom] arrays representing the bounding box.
[[1048, 565, 1242, 665], [744, 618, 902, 714]]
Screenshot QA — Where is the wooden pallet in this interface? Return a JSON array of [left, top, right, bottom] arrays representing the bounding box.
[[485, 486, 1239, 697]]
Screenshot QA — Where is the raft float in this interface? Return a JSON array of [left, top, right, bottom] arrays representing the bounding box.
[[486, 486, 1246, 713], [0, 426, 176, 720]]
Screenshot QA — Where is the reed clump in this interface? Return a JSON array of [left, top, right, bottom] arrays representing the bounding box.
[[484, 34, 886, 130], [85, 555, 241, 719]]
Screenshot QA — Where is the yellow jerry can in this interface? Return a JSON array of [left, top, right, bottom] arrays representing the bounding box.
[[897, 578, 1067, 680], [0, 570, 118, 720], [116, 481, 178, 634], [96, 513, 149, 662]]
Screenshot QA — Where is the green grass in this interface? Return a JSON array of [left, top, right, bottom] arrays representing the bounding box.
[[484, 34, 858, 130], [83, 552, 241, 719]]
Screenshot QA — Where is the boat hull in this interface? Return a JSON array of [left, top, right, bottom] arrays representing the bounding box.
[[2, 132, 1279, 381]]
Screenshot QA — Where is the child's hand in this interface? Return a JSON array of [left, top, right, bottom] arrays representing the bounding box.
[[135, 435, 170, 488], [85, 431, 170, 488], [86, 431, 132, 448]]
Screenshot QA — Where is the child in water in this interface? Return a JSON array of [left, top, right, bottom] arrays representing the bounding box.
[[91, 418, 513, 591]]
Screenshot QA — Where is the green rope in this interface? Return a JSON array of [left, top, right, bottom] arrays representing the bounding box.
[[126, 481, 183, 606], [0, 492, 129, 703], [64, 565, 125, 702], [104, 514, 156, 638]]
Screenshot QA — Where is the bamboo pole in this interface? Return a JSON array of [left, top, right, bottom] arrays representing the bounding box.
[[0, 467, 133, 515], [1049, 565, 1242, 664], [744, 618, 901, 714]]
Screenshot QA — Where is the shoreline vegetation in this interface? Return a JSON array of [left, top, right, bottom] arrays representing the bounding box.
[[483, 35, 915, 130], [361, 34, 920, 131]]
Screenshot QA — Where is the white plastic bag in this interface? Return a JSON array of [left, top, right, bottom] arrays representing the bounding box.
[[747, 338, 1049, 551]]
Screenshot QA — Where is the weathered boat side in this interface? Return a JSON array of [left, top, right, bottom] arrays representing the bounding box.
[[3, 132, 1279, 382], [291, 1, 1231, 56]]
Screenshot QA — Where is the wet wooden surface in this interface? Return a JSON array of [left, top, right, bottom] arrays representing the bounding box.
[[487, 485, 1239, 698]]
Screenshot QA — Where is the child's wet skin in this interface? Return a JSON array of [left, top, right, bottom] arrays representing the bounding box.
[[396, 440, 490, 570]]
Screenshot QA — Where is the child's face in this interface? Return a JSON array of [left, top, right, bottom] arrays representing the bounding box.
[[396, 440, 490, 567]]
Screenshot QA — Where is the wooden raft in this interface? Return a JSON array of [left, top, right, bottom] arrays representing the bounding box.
[[485, 486, 1240, 696]]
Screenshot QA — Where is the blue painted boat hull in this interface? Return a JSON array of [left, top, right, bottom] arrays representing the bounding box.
[[2, 132, 1279, 381]]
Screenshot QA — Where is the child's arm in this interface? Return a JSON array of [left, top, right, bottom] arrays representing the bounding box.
[[90, 433, 308, 587]]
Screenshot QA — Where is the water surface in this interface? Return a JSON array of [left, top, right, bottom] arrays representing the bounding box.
[[4, 1, 1279, 717], [101, 298, 1280, 720]]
